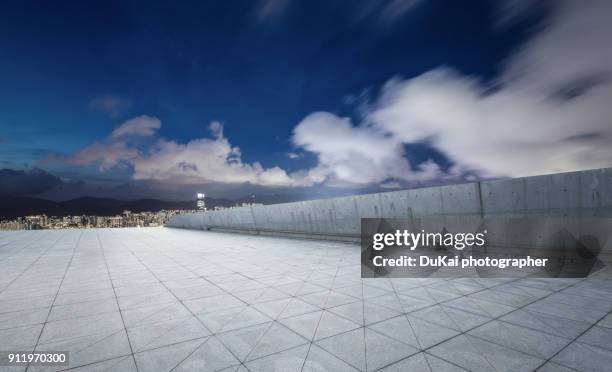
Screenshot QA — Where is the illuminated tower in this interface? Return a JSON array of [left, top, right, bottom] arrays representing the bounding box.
[[196, 193, 206, 211]]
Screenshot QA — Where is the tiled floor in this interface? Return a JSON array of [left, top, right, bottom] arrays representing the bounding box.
[[1, 228, 612, 372]]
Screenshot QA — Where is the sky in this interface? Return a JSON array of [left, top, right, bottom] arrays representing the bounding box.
[[1, 0, 611, 201]]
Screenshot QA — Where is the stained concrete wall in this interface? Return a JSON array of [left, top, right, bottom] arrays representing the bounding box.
[[167, 167, 612, 241]]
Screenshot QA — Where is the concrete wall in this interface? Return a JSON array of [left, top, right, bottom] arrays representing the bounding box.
[[167, 167, 612, 241]]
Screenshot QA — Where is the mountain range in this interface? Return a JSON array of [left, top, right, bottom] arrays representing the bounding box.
[[0, 194, 305, 218]]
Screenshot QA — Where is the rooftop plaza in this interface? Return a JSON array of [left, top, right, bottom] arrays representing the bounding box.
[[1, 228, 611, 371]]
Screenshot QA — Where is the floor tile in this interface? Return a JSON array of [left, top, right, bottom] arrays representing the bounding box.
[[378, 352, 466, 372], [428, 334, 544, 372], [468, 320, 571, 359], [127, 315, 210, 352], [246, 322, 309, 361], [174, 336, 241, 371], [245, 344, 309, 372], [217, 322, 272, 361], [134, 338, 207, 372], [577, 326, 612, 352], [279, 311, 323, 341], [313, 311, 361, 340], [1, 228, 610, 372], [302, 344, 360, 372], [553, 342, 612, 372]]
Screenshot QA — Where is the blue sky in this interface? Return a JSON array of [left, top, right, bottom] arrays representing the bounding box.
[[1, 0, 611, 200]]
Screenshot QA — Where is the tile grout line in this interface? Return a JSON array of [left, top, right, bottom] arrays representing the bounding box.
[[160, 230, 552, 372], [145, 230, 372, 368], [0, 230, 46, 264], [108, 229, 247, 370], [137, 229, 317, 370], [299, 264, 344, 371], [95, 230, 140, 372], [0, 231, 65, 294], [533, 304, 612, 371], [374, 277, 590, 371], [7, 228, 608, 372], [160, 229, 607, 372], [27, 230, 81, 372], [136, 229, 335, 368]]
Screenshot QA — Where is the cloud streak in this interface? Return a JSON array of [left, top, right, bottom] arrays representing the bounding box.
[[110, 115, 161, 139], [53, 116, 309, 187], [131, 123, 308, 187], [56, 1, 612, 189], [292, 112, 444, 186], [292, 0, 612, 181]]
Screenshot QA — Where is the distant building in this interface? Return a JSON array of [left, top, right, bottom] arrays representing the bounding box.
[[196, 193, 206, 211], [0, 209, 197, 231], [240, 202, 263, 208]]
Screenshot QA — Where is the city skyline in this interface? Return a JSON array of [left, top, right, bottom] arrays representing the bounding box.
[[0, 197, 265, 230], [2, 1, 612, 202], [0, 210, 188, 231]]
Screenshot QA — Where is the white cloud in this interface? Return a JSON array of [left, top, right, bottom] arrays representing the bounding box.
[[60, 118, 310, 187], [501, 0, 612, 92], [59, 115, 160, 171], [110, 115, 161, 139], [69, 141, 139, 171], [131, 123, 307, 187], [292, 1, 612, 180], [62, 1, 612, 189], [292, 112, 444, 185]]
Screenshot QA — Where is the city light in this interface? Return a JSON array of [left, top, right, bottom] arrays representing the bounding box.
[[0, 210, 196, 231]]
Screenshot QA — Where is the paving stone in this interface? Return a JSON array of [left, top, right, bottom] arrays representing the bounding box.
[[500, 308, 592, 339], [174, 336, 241, 371], [315, 328, 366, 371], [66, 355, 137, 372], [127, 315, 210, 352], [302, 344, 359, 372], [134, 338, 207, 372], [428, 334, 544, 372], [195, 305, 248, 333], [368, 315, 459, 349], [122, 301, 191, 327], [553, 341, 612, 372], [37, 329, 133, 369], [364, 327, 419, 371], [0, 323, 44, 349], [245, 344, 309, 372], [217, 322, 272, 361], [219, 306, 272, 332], [279, 311, 323, 340], [378, 352, 466, 372], [246, 322, 309, 361], [467, 320, 571, 359], [578, 325, 612, 351], [279, 298, 320, 318], [409, 303, 491, 332], [0, 228, 610, 372], [313, 310, 361, 340]]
